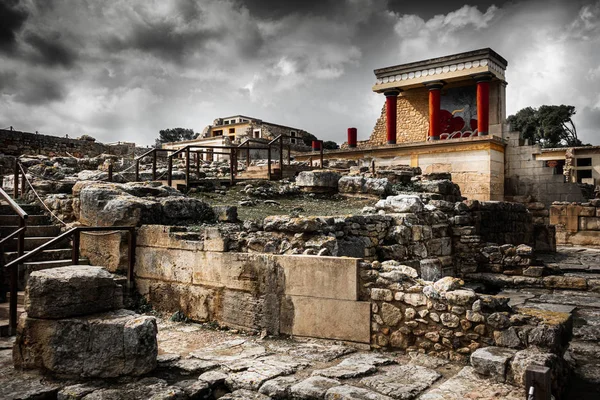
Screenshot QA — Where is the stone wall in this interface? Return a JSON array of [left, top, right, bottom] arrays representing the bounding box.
[[367, 89, 429, 146], [504, 132, 585, 206], [362, 265, 572, 362], [550, 199, 600, 247], [134, 226, 371, 343], [0, 129, 138, 159]]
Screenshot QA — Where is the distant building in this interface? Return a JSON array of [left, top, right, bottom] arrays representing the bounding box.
[[199, 115, 312, 150], [161, 115, 313, 161]]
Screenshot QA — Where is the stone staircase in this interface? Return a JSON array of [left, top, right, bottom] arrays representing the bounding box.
[[0, 203, 88, 336]]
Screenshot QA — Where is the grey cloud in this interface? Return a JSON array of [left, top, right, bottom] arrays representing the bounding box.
[[13, 73, 66, 105], [24, 31, 77, 68], [240, 0, 339, 18], [0, 0, 29, 53]]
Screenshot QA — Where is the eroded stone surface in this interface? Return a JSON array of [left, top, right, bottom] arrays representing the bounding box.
[[325, 385, 394, 400], [360, 365, 441, 399], [290, 376, 341, 399]]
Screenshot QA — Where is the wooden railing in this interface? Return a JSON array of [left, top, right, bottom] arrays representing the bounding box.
[[0, 186, 27, 335], [3, 226, 136, 335]]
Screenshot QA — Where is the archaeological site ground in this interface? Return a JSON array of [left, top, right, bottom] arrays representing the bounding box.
[[1, 48, 600, 400]]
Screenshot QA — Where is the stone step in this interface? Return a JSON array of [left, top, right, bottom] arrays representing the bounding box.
[[0, 215, 51, 225], [6, 291, 25, 306], [0, 204, 42, 214], [4, 248, 73, 263], [23, 258, 89, 280], [0, 302, 25, 320], [0, 225, 61, 238], [2, 236, 70, 252]]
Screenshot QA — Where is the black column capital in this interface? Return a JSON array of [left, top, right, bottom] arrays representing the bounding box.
[[384, 89, 401, 97], [424, 80, 445, 90], [472, 72, 494, 83]]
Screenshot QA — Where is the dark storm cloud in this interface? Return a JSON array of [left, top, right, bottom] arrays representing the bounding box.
[[24, 31, 77, 68], [0, 0, 29, 53], [13, 73, 66, 105], [239, 0, 339, 18]]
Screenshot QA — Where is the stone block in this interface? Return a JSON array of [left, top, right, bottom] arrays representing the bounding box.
[[296, 171, 341, 191], [470, 347, 517, 382], [375, 195, 424, 213], [213, 205, 238, 222], [25, 266, 122, 319], [13, 310, 157, 378], [281, 296, 370, 343], [420, 258, 443, 281]]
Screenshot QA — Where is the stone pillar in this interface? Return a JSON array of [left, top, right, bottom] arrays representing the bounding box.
[[425, 81, 444, 140], [384, 90, 401, 145], [347, 127, 357, 148], [474, 73, 493, 135]]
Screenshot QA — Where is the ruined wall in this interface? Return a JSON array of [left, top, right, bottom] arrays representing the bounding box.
[[504, 132, 585, 206], [362, 265, 572, 361], [134, 226, 370, 343], [367, 89, 429, 147], [550, 199, 600, 247]]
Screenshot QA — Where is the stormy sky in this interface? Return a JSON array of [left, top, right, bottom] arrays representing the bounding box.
[[1, 0, 599, 146]]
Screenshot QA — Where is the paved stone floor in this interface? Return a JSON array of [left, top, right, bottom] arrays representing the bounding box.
[[1, 319, 526, 400]]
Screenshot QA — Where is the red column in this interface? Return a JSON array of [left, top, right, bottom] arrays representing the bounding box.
[[384, 90, 400, 145], [312, 140, 321, 151], [347, 127, 357, 148], [474, 73, 493, 135], [425, 81, 444, 140]]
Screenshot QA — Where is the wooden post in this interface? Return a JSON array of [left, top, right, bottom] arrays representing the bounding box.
[[287, 145, 291, 165], [11, 217, 26, 335], [167, 155, 173, 187], [135, 159, 140, 182], [127, 228, 136, 289], [309, 156, 312, 167], [71, 230, 80, 265], [152, 150, 157, 181], [230, 148, 235, 185], [196, 151, 201, 178], [20, 170, 26, 198], [279, 137, 284, 179], [246, 141, 251, 168], [525, 365, 551, 400], [185, 147, 190, 189], [13, 159, 19, 198], [371, 160, 375, 175], [267, 146, 272, 180], [108, 161, 113, 182], [319, 141, 324, 169]]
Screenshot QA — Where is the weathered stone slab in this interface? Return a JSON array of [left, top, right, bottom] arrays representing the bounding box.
[[325, 385, 394, 400], [276, 255, 359, 301], [220, 389, 270, 399], [290, 376, 341, 399], [312, 363, 376, 379], [259, 376, 299, 399], [190, 339, 267, 363], [360, 365, 440, 399], [13, 310, 157, 378], [375, 195, 424, 213], [418, 366, 522, 400], [470, 346, 517, 382], [296, 171, 342, 191], [281, 296, 371, 343], [25, 266, 122, 319]]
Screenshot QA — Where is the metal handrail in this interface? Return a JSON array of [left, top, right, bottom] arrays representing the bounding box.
[[4, 225, 136, 335], [0, 186, 28, 220], [0, 227, 26, 247]]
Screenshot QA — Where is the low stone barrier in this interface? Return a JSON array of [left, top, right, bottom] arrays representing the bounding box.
[[551, 199, 600, 247]]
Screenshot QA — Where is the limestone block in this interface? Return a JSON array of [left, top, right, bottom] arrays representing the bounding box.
[[213, 205, 238, 222], [13, 310, 157, 378], [375, 195, 424, 213], [296, 171, 341, 190], [338, 176, 391, 197], [25, 266, 122, 319], [470, 347, 517, 382], [419, 258, 443, 281]]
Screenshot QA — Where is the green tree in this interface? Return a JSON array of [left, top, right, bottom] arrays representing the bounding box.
[[302, 132, 318, 147], [155, 128, 196, 147], [507, 105, 582, 147], [323, 140, 339, 150]]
